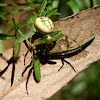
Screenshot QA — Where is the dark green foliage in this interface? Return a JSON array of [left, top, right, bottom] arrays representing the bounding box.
[[39, 0, 47, 17], [0, 34, 13, 40], [66, 0, 79, 14]]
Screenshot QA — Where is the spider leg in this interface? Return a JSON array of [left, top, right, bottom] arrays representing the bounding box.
[[22, 60, 33, 77], [63, 59, 76, 72], [58, 58, 64, 71], [61, 34, 70, 54], [24, 49, 31, 66], [24, 40, 33, 66], [63, 34, 82, 54], [64, 35, 70, 51], [58, 58, 76, 72], [26, 67, 33, 94]]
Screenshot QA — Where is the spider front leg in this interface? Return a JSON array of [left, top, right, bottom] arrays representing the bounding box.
[[22, 39, 34, 77], [24, 40, 34, 66], [63, 34, 70, 50], [62, 34, 82, 54], [23, 39, 43, 80]]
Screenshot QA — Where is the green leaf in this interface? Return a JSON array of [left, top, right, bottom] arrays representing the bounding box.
[[17, 29, 32, 46], [66, 0, 79, 14], [34, 39, 45, 46], [53, 12, 61, 16], [41, 11, 48, 17], [46, 9, 60, 18], [27, 16, 35, 25], [0, 33, 13, 40], [27, 12, 38, 25], [39, 0, 47, 17], [31, 24, 36, 32], [13, 39, 19, 56], [25, 0, 29, 5], [34, 53, 41, 82], [26, 12, 38, 31], [42, 30, 62, 42]]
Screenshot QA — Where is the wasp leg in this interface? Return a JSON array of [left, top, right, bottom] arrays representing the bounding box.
[[58, 58, 76, 72]]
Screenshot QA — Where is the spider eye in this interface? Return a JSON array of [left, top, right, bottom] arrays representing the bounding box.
[[34, 17, 54, 34]]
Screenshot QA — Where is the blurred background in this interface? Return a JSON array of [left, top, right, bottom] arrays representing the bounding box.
[[0, 0, 100, 100]]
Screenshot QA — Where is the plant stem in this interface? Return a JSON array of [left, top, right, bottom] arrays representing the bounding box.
[[0, 7, 31, 16], [0, 15, 13, 27], [0, 3, 27, 7], [18, 29, 32, 46]]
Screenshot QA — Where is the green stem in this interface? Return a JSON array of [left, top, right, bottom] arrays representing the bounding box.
[[0, 3, 27, 7], [18, 29, 32, 46], [0, 2, 47, 7], [0, 7, 31, 16], [0, 15, 33, 47], [0, 15, 13, 27]]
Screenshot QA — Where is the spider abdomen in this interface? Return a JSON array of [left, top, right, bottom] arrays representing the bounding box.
[[34, 17, 54, 34]]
